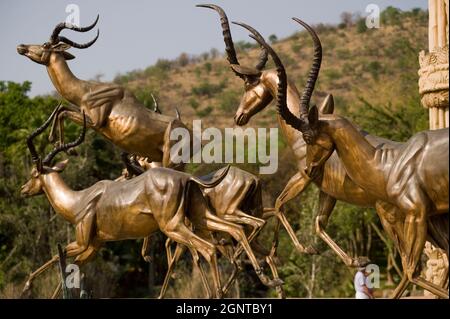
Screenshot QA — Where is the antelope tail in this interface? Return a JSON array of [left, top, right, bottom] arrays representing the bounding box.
[[190, 165, 231, 188]]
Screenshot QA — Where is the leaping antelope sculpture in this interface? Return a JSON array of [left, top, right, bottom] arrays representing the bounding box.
[[250, 21, 449, 298], [198, 4, 405, 267], [138, 165, 284, 298], [17, 16, 191, 170], [20, 108, 282, 298]]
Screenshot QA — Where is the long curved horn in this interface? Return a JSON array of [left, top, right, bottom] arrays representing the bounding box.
[[232, 21, 269, 72], [293, 18, 322, 117], [245, 30, 307, 133], [42, 112, 87, 165], [196, 4, 239, 65], [26, 104, 61, 170], [50, 15, 99, 43], [255, 44, 269, 71], [174, 107, 181, 120], [57, 30, 99, 49], [150, 93, 161, 113]]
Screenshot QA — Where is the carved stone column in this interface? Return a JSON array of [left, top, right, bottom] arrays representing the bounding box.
[[419, 0, 449, 127], [423, 242, 449, 297], [418, 0, 449, 297], [419, 45, 449, 127]]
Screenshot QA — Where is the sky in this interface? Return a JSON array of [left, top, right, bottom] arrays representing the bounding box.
[[0, 0, 427, 96]]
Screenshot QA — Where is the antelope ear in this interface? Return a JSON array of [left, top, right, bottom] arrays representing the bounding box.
[[53, 159, 69, 172], [62, 51, 76, 60], [52, 43, 76, 60], [308, 105, 319, 127], [52, 42, 71, 51], [319, 94, 334, 114], [230, 64, 261, 77]]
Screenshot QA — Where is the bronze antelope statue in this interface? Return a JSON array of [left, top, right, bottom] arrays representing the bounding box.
[[146, 166, 284, 298], [250, 22, 449, 298], [20, 110, 282, 299], [199, 4, 404, 267], [17, 16, 190, 170], [197, 3, 315, 256]]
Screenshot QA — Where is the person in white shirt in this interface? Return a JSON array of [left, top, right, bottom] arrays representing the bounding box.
[[354, 264, 375, 299]]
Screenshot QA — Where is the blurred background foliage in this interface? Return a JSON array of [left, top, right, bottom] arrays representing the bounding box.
[[0, 7, 428, 298]]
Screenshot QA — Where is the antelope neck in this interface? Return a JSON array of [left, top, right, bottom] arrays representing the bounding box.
[[46, 53, 85, 105]]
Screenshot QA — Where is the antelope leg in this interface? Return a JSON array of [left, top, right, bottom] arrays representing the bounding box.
[[163, 223, 221, 298], [21, 239, 91, 297], [314, 191, 366, 266], [391, 275, 410, 298], [141, 236, 153, 263], [49, 104, 80, 143], [274, 172, 314, 254], [50, 244, 99, 299], [202, 209, 282, 288], [158, 240, 187, 299], [411, 277, 449, 298], [265, 255, 285, 298]]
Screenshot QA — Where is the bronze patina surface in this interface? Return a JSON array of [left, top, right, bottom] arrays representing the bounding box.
[[250, 20, 448, 298]]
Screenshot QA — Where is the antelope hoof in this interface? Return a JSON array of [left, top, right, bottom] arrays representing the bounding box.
[[257, 270, 284, 288], [20, 280, 32, 298], [304, 245, 319, 255], [143, 255, 152, 263], [267, 278, 284, 288], [276, 285, 286, 299], [351, 256, 371, 268]]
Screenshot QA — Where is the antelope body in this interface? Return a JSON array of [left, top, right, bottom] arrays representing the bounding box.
[[21, 110, 285, 298], [199, 4, 404, 266], [130, 163, 284, 298], [251, 22, 449, 298], [17, 16, 190, 169]]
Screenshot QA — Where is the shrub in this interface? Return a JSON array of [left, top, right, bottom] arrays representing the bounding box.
[[219, 90, 240, 113], [366, 61, 383, 80], [356, 18, 367, 33], [381, 6, 402, 26], [323, 68, 341, 82], [291, 43, 302, 54], [188, 98, 199, 110], [336, 49, 351, 60], [269, 34, 278, 44], [204, 62, 212, 74], [191, 81, 226, 97], [196, 105, 213, 117], [235, 40, 256, 53], [177, 53, 190, 67]]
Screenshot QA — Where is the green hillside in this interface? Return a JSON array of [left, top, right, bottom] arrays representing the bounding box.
[[114, 7, 428, 137]]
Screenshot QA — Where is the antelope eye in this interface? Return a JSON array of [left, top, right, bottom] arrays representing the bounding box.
[[245, 79, 259, 90], [43, 42, 51, 49]]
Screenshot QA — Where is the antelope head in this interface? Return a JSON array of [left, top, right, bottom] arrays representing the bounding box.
[[21, 106, 87, 197], [17, 15, 99, 66], [197, 4, 272, 126], [248, 18, 334, 179]]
